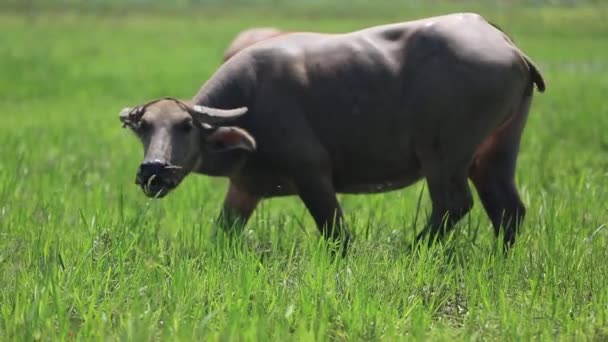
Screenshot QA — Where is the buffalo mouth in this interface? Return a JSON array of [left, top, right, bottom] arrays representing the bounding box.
[[136, 174, 179, 199]]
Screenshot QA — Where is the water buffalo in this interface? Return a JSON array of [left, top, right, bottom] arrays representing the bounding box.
[[223, 27, 286, 62], [119, 13, 545, 255]]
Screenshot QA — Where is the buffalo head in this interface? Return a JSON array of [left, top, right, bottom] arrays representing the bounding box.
[[119, 97, 256, 198]]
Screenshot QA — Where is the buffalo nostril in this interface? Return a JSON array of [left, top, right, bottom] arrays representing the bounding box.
[[138, 160, 169, 182], [142, 159, 166, 166], [141, 159, 168, 168]]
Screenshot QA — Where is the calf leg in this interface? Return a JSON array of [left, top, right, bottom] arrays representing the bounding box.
[[415, 160, 474, 245], [293, 173, 350, 256], [216, 181, 260, 234]]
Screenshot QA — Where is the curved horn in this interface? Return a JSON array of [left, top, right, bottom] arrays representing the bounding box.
[[191, 105, 248, 125]]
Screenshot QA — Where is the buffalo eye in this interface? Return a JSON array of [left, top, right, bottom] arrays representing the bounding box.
[[177, 119, 193, 133], [136, 120, 152, 134]]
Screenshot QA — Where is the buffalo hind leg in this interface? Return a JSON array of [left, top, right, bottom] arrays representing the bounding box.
[[415, 164, 474, 246], [469, 94, 532, 248], [471, 174, 524, 248], [293, 172, 350, 257], [469, 138, 526, 248], [216, 181, 260, 234]]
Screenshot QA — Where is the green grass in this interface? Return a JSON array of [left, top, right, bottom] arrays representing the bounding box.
[[1, 3, 608, 340]]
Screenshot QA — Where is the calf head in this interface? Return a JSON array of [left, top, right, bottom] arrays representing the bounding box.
[[119, 97, 256, 198]]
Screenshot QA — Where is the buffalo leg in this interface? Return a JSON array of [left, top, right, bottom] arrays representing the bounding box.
[[471, 176, 524, 248], [469, 134, 526, 248], [416, 164, 473, 245], [293, 173, 350, 255], [216, 181, 260, 233], [469, 95, 532, 248]]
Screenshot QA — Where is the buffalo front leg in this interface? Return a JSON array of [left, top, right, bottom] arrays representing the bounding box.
[[293, 173, 350, 256], [216, 181, 260, 234], [415, 164, 474, 246]]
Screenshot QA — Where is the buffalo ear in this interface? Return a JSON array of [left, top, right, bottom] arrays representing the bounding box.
[[205, 126, 256, 152], [119, 107, 133, 125], [119, 106, 144, 128]]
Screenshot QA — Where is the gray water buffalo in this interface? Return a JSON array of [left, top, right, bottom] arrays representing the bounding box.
[[120, 13, 545, 255], [223, 27, 286, 62]]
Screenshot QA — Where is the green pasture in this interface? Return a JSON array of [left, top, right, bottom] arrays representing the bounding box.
[[1, 2, 607, 340]]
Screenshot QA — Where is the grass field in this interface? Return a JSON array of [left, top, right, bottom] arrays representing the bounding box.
[[1, 2, 608, 340]]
